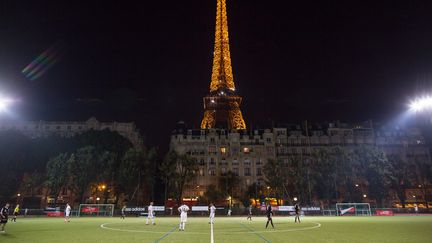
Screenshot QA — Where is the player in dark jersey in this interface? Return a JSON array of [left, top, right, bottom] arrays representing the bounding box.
[[265, 203, 274, 229], [0, 203, 10, 233], [294, 204, 301, 223]]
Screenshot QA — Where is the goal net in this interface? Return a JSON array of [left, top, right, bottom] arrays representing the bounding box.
[[78, 204, 114, 217], [336, 203, 371, 216]]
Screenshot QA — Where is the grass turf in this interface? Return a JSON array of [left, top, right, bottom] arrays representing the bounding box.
[[0, 216, 431, 243]]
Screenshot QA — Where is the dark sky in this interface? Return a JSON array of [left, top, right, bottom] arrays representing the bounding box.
[[1, 0, 432, 146]]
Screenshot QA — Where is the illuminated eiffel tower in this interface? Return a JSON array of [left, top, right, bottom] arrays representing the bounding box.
[[201, 0, 246, 130]]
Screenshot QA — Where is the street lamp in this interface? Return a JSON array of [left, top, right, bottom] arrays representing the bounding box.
[[363, 194, 367, 198]]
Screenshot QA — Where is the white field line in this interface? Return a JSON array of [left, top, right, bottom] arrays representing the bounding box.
[[100, 221, 322, 235], [210, 221, 214, 243]]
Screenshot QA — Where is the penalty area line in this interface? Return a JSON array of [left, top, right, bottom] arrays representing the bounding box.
[[154, 226, 178, 243], [240, 223, 270, 243]]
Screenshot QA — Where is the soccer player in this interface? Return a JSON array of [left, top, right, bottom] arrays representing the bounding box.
[[265, 203, 274, 229], [64, 203, 71, 223], [178, 204, 190, 231], [0, 203, 10, 233], [12, 204, 19, 222], [209, 203, 216, 224], [146, 202, 155, 225], [294, 203, 301, 223], [121, 205, 126, 219], [247, 205, 253, 221]]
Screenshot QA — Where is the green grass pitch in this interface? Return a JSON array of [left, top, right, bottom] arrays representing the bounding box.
[[1, 216, 431, 243]]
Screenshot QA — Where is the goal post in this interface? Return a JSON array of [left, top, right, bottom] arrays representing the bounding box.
[[336, 203, 371, 216], [78, 204, 115, 217]]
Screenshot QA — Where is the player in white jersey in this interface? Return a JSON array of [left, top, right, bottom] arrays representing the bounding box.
[[209, 203, 216, 224], [64, 203, 71, 223], [146, 202, 155, 225], [178, 204, 190, 231]]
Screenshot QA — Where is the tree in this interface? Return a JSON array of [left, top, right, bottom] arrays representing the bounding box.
[[69, 146, 101, 203], [0, 131, 30, 201], [241, 183, 265, 207], [46, 153, 71, 206], [354, 146, 393, 207], [160, 151, 178, 204], [75, 129, 133, 156], [118, 148, 146, 203], [387, 154, 414, 207], [219, 171, 241, 206], [263, 159, 286, 205], [21, 171, 46, 197], [311, 148, 338, 205], [159, 151, 198, 205], [202, 185, 224, 204]]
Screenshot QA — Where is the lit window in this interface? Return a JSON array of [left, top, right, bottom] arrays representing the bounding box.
[[243, 147, 250, 154], [220, 147, 226, 154]]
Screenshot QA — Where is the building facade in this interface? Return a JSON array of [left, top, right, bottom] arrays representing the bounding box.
[[0, 117, 143, 147], [170, 121, 431, 206]]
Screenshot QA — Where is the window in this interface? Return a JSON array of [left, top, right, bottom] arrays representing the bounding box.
[[210, 158, 216, 165], [267, 147, 273, 155], [210, 138, 215, 143], [266, 137, 271, 142], [244, 159, 251, 166], [199, 158, 205, 166], [256, 158, 263, 165], [209, 169, 216, 176], [67, 126, 72, 130], [257, 168, 262, 176], [199, 169, 204, 176], [243, 147, 250, 154], [221, 167, 226, 175], [232, 159, 239, 166], [208, 146, 217, 154], [233, 168, 239, 176], [244, 168, 251, 176], [220, 147, 226, 155]]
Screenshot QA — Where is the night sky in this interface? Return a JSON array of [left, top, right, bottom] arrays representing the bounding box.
[[1, 0, 432, 147]]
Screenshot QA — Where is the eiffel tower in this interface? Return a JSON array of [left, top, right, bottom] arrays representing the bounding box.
[[201, 0, 247, 130]]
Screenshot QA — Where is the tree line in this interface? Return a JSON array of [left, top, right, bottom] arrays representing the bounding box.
[[262, 146, 432, 208]]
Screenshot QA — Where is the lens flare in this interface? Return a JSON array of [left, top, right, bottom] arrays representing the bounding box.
[[22, 42, 67, 81]]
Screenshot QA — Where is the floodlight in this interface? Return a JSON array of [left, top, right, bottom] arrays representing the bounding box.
[[409, 96, 432, 112]]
